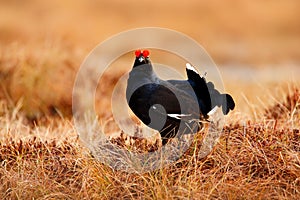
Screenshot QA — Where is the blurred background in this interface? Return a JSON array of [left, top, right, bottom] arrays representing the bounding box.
[[0, 0, 299, 120]]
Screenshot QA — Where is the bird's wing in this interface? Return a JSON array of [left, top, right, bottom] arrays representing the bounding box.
[[167, 80, 189, 89], [167, 80, 199, 98], [149, 83, 200, 120]]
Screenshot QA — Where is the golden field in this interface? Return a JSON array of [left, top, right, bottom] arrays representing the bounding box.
[[0, 0, 299, 199]]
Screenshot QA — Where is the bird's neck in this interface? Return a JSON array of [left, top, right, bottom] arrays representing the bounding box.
[[128, 63, 160, 87], [131, 63, 154, 77]]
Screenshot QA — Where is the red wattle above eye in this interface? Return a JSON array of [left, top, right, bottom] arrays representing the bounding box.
[[135, 50, 142, 57], [142, 50, 150, 57]]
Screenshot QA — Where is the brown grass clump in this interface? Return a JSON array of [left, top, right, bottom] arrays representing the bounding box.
[[0, 43, 81, 119], [1, 108, 299, 199], [110, 131, 161, 153], [264, 88, 300, 120], [0, 137, 84, 199]]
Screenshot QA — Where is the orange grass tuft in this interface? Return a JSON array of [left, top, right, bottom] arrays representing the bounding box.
[[264, 88, 300, 120]]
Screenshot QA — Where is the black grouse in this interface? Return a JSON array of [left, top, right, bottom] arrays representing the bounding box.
[[126, 50, 235, 145]]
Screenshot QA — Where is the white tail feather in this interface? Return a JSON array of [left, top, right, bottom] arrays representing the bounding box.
[[167, 113, 192, 120], [186, 63, 199, 74], [207, 106, 218, 116]]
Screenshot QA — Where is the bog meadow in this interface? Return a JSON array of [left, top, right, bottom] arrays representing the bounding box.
[[0, 1, 299, 199]]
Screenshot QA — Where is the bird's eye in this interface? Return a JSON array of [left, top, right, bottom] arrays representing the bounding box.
[[142, 50, 150, 57], [135, 50, 142, 57]]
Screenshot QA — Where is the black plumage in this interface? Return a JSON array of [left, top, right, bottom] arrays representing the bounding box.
[[126, 50, 235, 145]]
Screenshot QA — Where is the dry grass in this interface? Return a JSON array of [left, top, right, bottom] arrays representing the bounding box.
[[264, 88, 300, 120], [0, 88, 299, 199]]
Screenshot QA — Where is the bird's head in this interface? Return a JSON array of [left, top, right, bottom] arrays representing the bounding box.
[[133, 49, 151, 68]]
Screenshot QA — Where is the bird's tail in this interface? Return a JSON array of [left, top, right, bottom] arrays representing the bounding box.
[[207, 83, 235, 115], [186, 63, 212, 114], [186, 63, 235, 115], [221, 93, 235, 115]]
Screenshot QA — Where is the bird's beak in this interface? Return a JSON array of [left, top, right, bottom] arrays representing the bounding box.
[[139, 56, 145, 62]]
